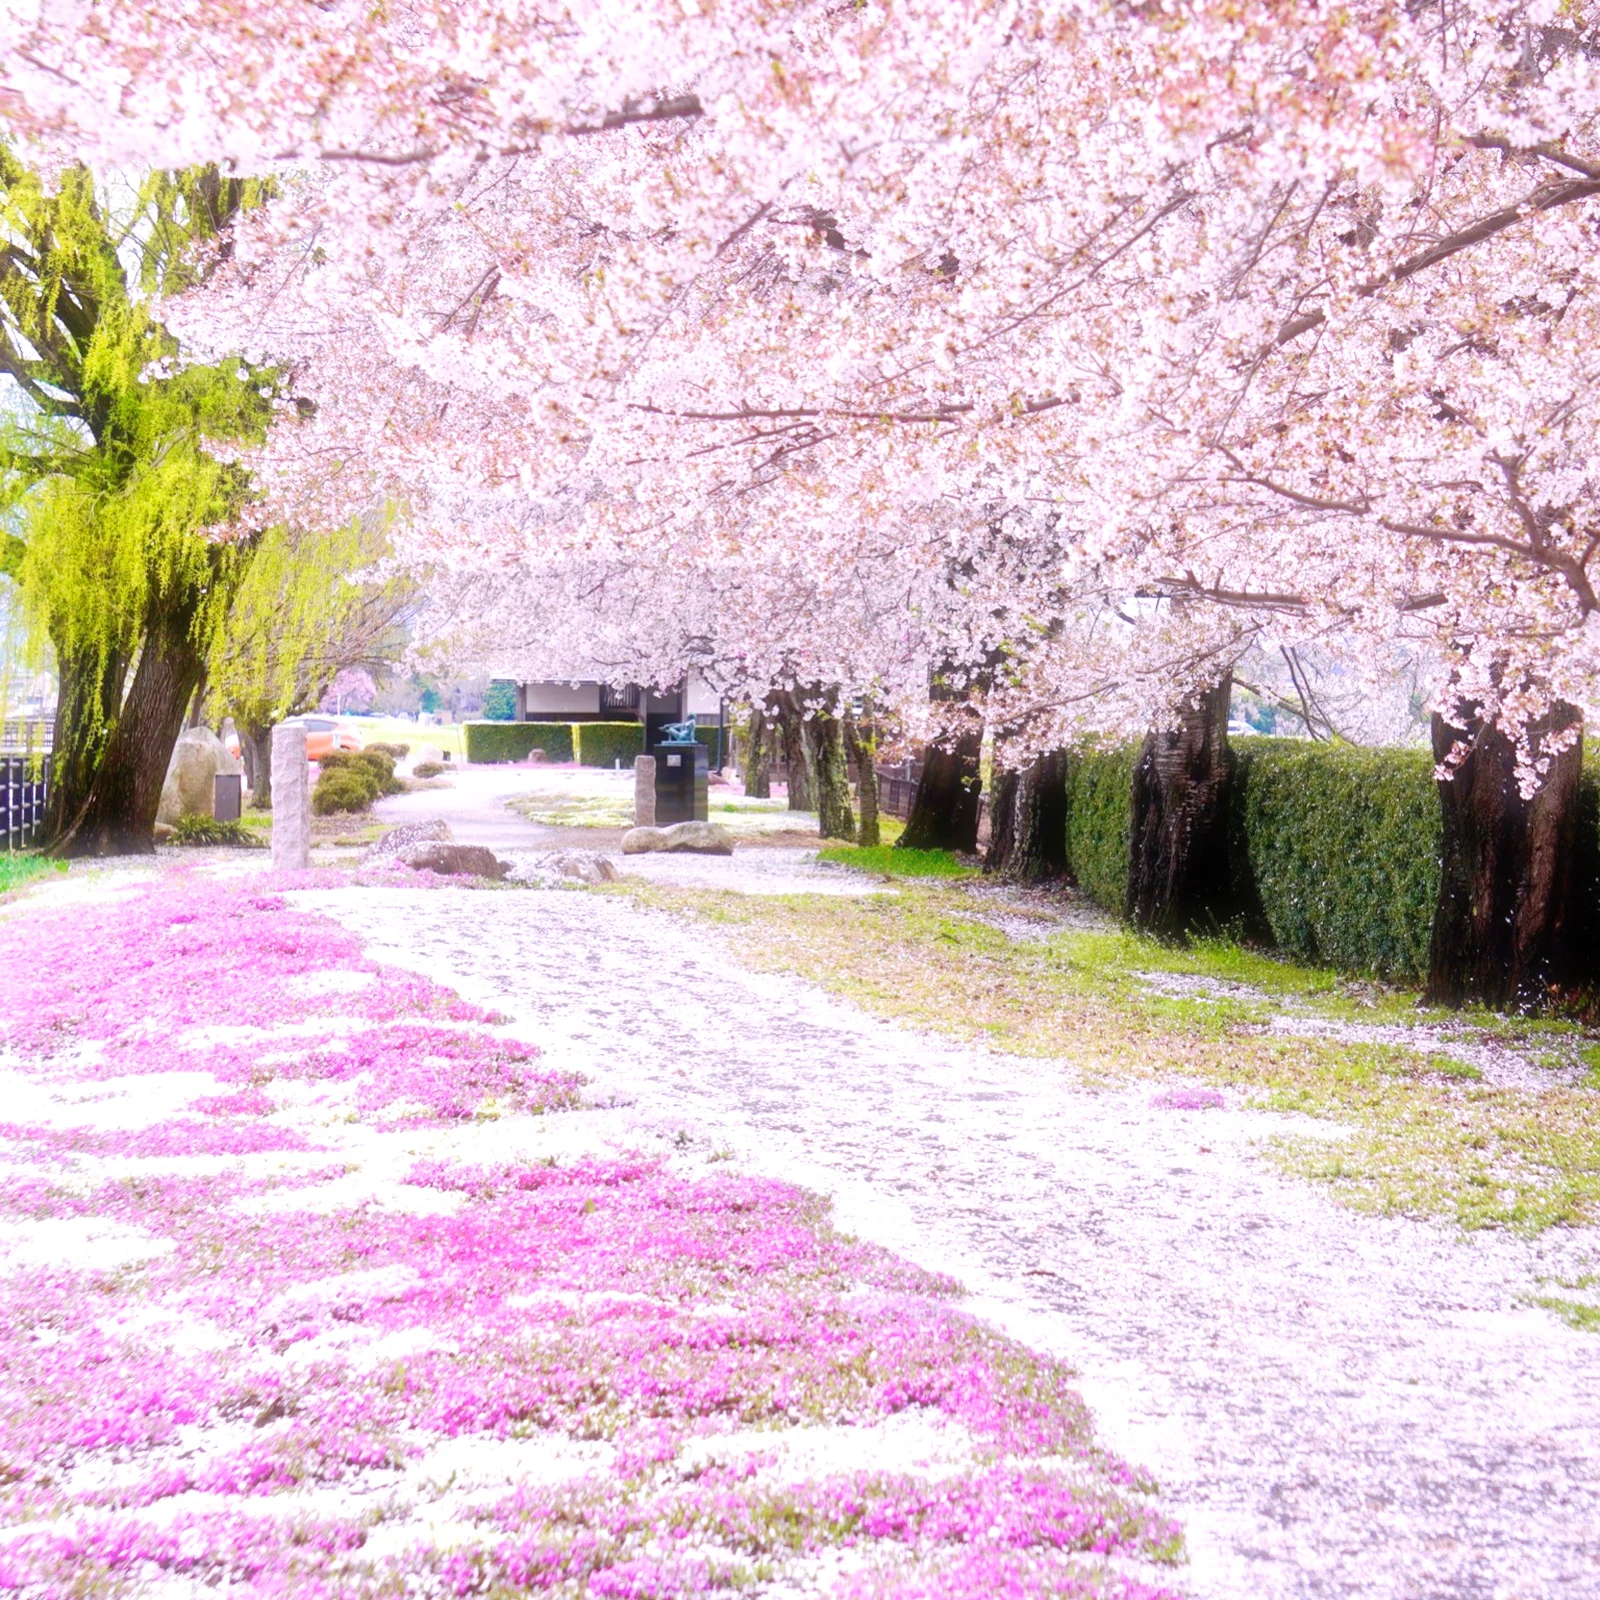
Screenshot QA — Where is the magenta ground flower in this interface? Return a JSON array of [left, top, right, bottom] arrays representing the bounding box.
[[0, 869, 1181, 1597]]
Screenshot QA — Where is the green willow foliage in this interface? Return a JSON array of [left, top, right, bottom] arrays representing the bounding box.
[[0, 148, 277, 837], [207, 515, 414, 733]]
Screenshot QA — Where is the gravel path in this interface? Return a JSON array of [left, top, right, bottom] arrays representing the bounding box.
[[298, 883, 1600, 1600]]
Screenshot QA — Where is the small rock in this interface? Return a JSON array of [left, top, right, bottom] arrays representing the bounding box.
[[400, 843, 510, 880], [365, 819, 452, 863], [531, 849, 620, 884], [621, 821, 735, 856]]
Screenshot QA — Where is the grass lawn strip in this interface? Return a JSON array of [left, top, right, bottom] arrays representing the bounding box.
[[0, 867, 1181, 1598], [612, 878, 1600, 1244]]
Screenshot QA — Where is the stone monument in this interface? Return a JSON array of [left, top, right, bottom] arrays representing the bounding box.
[[633, 754, 657, 827], [271, 723, 311, 871]]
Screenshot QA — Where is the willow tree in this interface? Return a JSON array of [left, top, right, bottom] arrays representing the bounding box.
[[0, 149, 276, 854], [207, 515, 416, 806]]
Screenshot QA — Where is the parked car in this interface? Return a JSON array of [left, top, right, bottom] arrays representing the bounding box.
[[282, 716, 363, 762]]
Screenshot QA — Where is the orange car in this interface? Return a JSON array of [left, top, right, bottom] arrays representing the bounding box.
[[284, 717, 363, 762]]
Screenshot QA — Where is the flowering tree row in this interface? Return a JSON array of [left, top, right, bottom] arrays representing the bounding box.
[[5, 0, 1598, 992]]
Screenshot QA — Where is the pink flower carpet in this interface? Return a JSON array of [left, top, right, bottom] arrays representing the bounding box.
[[0, 871, 1181, 1597]]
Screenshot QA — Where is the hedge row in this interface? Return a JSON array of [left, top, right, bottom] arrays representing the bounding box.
[[465, 722, 574, 763], [575, 722, 645, 767], [1062, 737, 1443, 981], [1062, 744, 1137, 912], [1233, 741, 1440, 979]]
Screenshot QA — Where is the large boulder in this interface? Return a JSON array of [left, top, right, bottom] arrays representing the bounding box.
[[402, 843, 509, 880], [365, 819, 452, 862], [621, 821, 735, 856], [156, 727, 239, 826], [407, 744, 447, 773]]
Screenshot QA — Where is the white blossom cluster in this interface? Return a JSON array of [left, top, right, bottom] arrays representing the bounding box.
[[6, 0, 1600, 772]]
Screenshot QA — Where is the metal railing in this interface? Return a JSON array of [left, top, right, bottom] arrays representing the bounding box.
[[0, 753, 50, 850], [1, 719, 52, 753]]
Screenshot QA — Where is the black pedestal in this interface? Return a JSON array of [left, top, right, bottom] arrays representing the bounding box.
[[654, 741, 708, 824]]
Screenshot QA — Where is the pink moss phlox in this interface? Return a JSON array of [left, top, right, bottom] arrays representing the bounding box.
[[1149, 1085, 1226, 1111]]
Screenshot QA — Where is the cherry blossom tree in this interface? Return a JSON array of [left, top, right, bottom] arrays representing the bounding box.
[[7, 0, 1600, 996]]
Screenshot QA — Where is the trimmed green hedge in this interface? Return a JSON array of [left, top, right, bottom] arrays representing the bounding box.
[[465, 722, 574, 763], [1232, 740, 1440, 980], [575, 722, 645, 767], [1062, 737, 1442, 981], [1056, 736, 1600, 986], [1063, 743, 1137, 911]]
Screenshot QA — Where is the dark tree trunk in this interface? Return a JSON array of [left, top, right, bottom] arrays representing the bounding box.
[[54, 603, 207, 857], [241, 721, 273, 810], [1425, 703, 1583, 1010], [844, 712, 880, 848], [812, 700, 856, 842], [898, 725, 983, 853], [42, 643, 126, 847], [1126, 680, 1235, 939], [985, 766, 1019, 874], [743, 707, 771, 799], [991, 750, 1070, 883], [776, 693, 814, 811]]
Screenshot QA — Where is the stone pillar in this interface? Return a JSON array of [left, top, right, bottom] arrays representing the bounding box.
[[633, 754, 657, 827], [271, 723, 311, 871]]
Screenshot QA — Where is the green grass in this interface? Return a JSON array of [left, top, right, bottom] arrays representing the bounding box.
[[0, 853, 66, 896], [612, 876, 1600, 1236], [818, 843, 976, 879], [348, 715, 465, 759]]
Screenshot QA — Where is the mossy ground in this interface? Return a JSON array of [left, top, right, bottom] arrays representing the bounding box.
[[611, 875, 1600, 1241]]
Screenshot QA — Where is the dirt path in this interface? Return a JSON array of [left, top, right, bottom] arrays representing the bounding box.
[[301, 883, 1600, 1600]]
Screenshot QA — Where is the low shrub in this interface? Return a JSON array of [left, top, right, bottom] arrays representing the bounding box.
[[412, 760, 445, 779], [171, 815, 265, 848], [465, 721, 574, 763], [364, 741, 410, 759], [575, 722, 645, 767], [313, 767, 377, 815], [323, 747, 403, 796]]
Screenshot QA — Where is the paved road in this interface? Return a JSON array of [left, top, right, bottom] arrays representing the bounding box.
[[301, 884, 1600, 1600]]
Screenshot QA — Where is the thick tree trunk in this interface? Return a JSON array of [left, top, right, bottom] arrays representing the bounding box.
[[54, 605, 207, 857], [241, 721, 273, 809], [990, 750, 1070, 883], [1126, 680, 1234, 939], [42, 643, 126, 847], [1425, 703, 1583, 1010], [812, 701, 856, 842], [776, 693, 814, 811], [843, 712, 880, 848], [743, 708, 771, 799], [898, 724, 983, 853], [985, 766, 1019, 874]]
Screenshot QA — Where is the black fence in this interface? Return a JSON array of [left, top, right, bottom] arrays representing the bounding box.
[[1, 753, 50, 850], [874, 761, 921, 821]]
